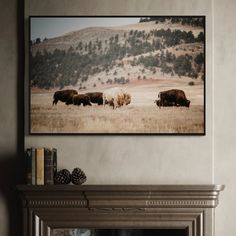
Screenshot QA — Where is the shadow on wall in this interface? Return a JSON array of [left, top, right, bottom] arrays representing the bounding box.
[[0, 1, 25, 236]]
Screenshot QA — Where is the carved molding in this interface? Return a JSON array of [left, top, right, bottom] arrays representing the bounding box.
[[19, 184, 224, 209], [146, 199, 210, 207], [31, 209, 204, 236], [17, 185, 224, 236], [24, 199, 217, 208], [28, 200, 87, 207]]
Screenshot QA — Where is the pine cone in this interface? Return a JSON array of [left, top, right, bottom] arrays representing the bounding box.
[[71, 168, 87, 185], [54, 169, 71, 184]]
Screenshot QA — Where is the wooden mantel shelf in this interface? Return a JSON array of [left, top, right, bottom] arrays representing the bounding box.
[[17, 184, 224, 192], [17, 184, 224, 209], [17, 185, 225, 236]]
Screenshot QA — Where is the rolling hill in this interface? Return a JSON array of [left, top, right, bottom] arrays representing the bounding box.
[[30, 17, 204, 91]]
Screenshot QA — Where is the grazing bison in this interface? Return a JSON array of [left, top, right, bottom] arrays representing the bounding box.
[[72, 94, 92, 106], [123, 93, 131, 106], [154, 99, 163, 107], [103, 87, 131, 109], [158, 89, 190, 108], [154, 99, 175, 108], [117, 92, 131, 106], [53, 89, 78, 105], [154, 99, 161, 107], [103, 87, 123, 109], [85, 92, 103, 105]]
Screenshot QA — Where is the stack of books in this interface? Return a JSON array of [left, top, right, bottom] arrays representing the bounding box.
[[25, 147, 57, 185]]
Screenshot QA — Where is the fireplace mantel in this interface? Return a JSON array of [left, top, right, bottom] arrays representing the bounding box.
[[17, 185, 224, 236]]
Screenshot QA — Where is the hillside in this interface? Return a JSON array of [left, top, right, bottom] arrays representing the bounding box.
[[30, 17, 204, 90]]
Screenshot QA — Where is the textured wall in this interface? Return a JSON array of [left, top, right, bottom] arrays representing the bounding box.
[[25, 0, 213, 185], [214, 0, 236, 235], [0, 0, 24, 235]]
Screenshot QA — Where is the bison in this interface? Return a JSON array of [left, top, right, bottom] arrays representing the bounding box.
[[72, 94, 92, 106], [53, 89, 78, 105], [154, 99, 175, 107], [103, 87, 123, 109], [158, 89, 190, 108], [123, 93, 131, 106], [85, 92, 103, 105], [154, 99, 161, 107], [103, 87, 131, 109]]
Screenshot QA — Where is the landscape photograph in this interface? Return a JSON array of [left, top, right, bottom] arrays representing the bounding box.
[[29, 16, 205, 134]]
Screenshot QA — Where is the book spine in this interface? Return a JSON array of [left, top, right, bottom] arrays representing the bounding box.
[[36, 148, 44, 185], [52, 148, 57, 182], [44, 148, 54, 185], [31, 148, 36, 185], [26, 148, 32, 185]]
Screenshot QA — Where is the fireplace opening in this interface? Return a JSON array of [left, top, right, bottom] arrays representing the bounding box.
[[52, 229, 187, 236]]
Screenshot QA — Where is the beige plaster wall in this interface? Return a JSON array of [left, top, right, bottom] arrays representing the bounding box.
[[0, 0, 17, 157], [0, 0, 23, 235], [214, 0, 236, 235], [25, 0, 213, 185]]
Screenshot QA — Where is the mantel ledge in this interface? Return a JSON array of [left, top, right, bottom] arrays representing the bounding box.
[[17, 184, 225, 209]]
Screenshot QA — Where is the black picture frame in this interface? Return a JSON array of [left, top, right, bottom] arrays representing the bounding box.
[[29, 16, 205, 135]]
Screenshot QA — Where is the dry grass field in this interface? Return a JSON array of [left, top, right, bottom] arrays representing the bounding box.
[[30, 78, 204, 134]]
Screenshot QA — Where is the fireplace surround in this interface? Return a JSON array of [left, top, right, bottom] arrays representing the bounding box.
[[17, 185, 224, 236], [52, 228, 187, 236]]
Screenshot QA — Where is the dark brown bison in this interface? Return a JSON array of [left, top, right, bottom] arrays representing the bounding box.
[[158, 89, 190, 108], [155, 99, 161, 107], [53, 89, 78, 105], [85, 92, 103, 105], [154, 99, 174, 107], [72, 94, 92, 106]]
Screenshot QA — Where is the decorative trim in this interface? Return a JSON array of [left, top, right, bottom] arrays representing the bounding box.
[[146, 200, 210, 207], [18, 185, 224, 236], [28, 200, 87, 207], [25, 199, 217, 208], [31, 210, 204, 236]]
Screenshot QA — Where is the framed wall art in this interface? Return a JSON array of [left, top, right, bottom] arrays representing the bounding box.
[[29, 16, 205, 134]]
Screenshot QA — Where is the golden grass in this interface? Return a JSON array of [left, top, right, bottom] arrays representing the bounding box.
[[31, 103, 204, 134], [31, 81, 204, 134]]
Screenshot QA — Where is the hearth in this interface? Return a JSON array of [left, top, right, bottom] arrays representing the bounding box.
[[17, 185, 224, 236]]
